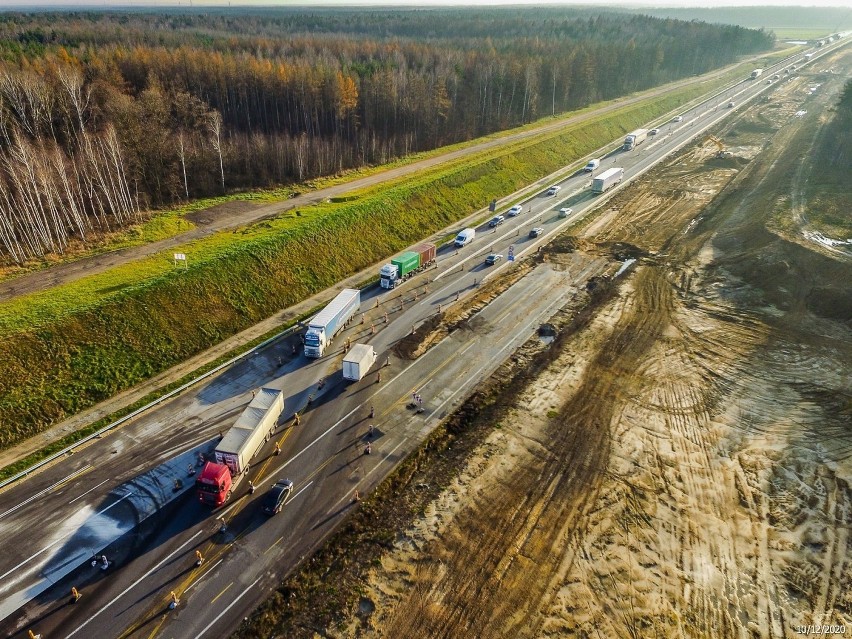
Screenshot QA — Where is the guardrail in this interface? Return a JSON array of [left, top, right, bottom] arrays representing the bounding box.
[[0, 324, 301, 490]]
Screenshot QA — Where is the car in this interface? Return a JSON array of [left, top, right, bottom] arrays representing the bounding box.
[[672, 115, 683, 123], [488, 215, 505, 228], [262, 479, 294, 515], [583, 159, 600, 172], [485, 253, 503, 265], [765, 79, 772, 84], [546, 185, 561, 196], [558, 207, 573, 218], [529, 227, 545, 238], [507, 205, 523, 217], [649, 128, 659, 135], [727, 101, 735, 108], [773, 74, 780, 79]]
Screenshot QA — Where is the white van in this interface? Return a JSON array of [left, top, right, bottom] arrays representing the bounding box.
[[454, 228, 476, 247], [584, 159, 600, 172]]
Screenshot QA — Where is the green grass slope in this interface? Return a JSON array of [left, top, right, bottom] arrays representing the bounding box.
[[0, 83, 715, 450]]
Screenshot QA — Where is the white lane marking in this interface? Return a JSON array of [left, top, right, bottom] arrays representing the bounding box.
[[271, 347, 441, 478], [64, 529, 205, 639], [0, 491, 133, 583], [328, 438, 407, 514], [68, 478, 109, 504], [192, 576, 261, 639], [289, 481, 313, 502], [184, 558, 223, 595], [0, 465, 91, 520], [429, 289, 567, 420]]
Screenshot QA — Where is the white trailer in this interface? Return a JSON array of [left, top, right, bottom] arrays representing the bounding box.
[[304, 288, 361, 358], [623, 128, 648, 151], [342, 344, 377, 381], [592, 167, 624, 194], [214, 388, 283, 477]]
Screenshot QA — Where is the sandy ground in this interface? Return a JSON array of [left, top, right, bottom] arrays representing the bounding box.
[[334, 49, 852, 638]]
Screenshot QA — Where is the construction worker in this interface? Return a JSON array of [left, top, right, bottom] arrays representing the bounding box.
[[71, 586, 81, 602], [218, 517, 227, 533], [248, 480, 256, 494], [274, 442, 281, 456], [353, 490, 360, 502], [169, 591, 180, 609], [364, 442, 372, 455], [195, 550, 204, 566], [293, 412, 301, 426]]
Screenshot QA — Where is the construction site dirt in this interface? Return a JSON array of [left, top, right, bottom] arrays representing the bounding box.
[[237, 48, 852, 639]]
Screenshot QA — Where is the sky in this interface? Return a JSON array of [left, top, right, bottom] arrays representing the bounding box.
[[6, 0, 852, 7]]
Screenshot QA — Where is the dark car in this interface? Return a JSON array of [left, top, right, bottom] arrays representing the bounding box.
[[485, 253, 503, 265], [262, 479, 294, 515], [528, 227, 545, 238], [488, 215, 505, 228]]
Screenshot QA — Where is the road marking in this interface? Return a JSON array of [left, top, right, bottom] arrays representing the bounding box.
[[290, 481, 314, 503], [266, 536, 284, 554], [429, 290, 568, 421], [0, 490, 133, 583], [210, 582, 233, 604], [184, 559, 223, 594], [192, 576, 261, 639], [64, 529, 205, 639], [328, 438, 407, 514], [0, 464, 91, 520], [67, 478, 109, 504]]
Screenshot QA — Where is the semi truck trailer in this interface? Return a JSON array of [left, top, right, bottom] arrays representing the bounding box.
[[342, 344, 377, 381], [623, 128, 648, 151], [379, 242, 436, 289], [592, 167, 624, 194], [304, 288, 361, 358], [196, 388, 284, 507]]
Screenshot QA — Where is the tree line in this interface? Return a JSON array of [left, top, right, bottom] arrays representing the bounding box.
[[0, 8, 773, 263]]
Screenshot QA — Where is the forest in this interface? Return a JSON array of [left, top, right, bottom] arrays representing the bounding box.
[[0, 8, 773, 264]]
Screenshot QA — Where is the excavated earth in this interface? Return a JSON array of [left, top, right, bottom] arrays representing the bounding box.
[[241, 49, 852, 639]]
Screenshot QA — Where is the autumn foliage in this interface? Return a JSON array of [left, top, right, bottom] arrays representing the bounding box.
[[0, 8, 773, 263]]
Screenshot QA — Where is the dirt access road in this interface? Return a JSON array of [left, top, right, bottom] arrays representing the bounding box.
[[0, 61, 749, 302], [331, 49, 852, 638]]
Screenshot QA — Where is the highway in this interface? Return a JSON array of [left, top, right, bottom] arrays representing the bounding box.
[[0, 41, 842, 639]]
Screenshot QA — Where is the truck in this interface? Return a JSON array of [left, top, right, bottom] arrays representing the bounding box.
[[804, 53, 813, 61], [342, 344, 377, 381], [379, 242, 436, 289], [304, 288, 361, 358], [196, 388, 284, 507], [750, 68, 764, 79], [623, 128, 648, 151], [592, 167, 624, 194]]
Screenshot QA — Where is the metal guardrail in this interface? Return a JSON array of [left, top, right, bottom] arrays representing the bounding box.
[[0, 324, 300, 490]]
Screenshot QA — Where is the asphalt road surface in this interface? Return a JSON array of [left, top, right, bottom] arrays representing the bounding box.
[[0, 42, 840, 639]]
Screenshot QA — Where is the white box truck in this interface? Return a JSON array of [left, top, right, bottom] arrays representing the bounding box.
[[342, 344, 377, 381], [304, 288, 361, 358], [750, 68, 763, 79], [196, 388, 284, 506], [623, 129, 648, 151], [592, 167, 624, 194]]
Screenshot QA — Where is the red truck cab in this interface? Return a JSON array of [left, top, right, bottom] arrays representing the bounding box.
[[196, 461, 232, 507]]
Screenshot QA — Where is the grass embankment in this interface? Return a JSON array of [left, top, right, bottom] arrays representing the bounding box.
[[0, 78, 721, 453]]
